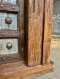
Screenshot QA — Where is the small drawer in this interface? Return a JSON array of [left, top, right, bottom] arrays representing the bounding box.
[[0, 12, 17, 30], [0, 0, 17, 4], [0, 39, 18, 55]]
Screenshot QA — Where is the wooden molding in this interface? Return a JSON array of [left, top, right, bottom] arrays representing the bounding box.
[[0, 61, 53, 79]]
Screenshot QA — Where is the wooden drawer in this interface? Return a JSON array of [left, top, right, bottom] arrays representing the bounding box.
[[0, 13, 17, 30], [0, 39, 18, 55]]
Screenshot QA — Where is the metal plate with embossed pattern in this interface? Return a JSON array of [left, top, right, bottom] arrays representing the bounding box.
[[0, 12, 17, 30], [0, 39, 18, 55], [0, 0, 16, 4]]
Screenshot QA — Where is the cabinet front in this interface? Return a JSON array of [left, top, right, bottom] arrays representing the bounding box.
[[0, 0, 24, 64]]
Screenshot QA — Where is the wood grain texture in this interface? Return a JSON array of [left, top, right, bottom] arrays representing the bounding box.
[[0, 3, 19, 13], [18, 0, 24, 58], [0, 61, 53, 79], [0, 0, 24, 64], [24, 0, 44, 66], [0, 30, 19, 38], [42, 0, 53, 64], [0, 0, 53, 78]]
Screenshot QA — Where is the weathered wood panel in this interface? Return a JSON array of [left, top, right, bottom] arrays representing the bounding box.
[[43, 0, 53, 64], [24, 0, 44, 66], [18, 0, 24, 58], [0, 61, 53, 79]]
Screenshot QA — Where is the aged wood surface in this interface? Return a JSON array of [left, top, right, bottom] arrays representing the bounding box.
[[0, 30, 19, 38], [0, 61, 53, 79], [43, 0, 53, 64], [18, 0, 24, 58], [0, 0, 24, 63], [0, 0, 53, 78], [25, 0, 44, 66], [0, 3, 19, 13]]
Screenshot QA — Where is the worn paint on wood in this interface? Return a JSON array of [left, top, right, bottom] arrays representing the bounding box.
[[0, 0, 24, 63], [0, 0, 16, 4], [0, 39, 18, 55], [0, 0, 53, 78], [0, 13, 17, 30]]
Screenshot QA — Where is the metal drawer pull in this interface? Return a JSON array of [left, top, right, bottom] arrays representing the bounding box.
[[6, 42, 13, 49], [5, 17, 12, 24]]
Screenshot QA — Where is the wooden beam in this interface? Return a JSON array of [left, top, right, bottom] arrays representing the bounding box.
[[24, 0, 44, 66], [43, 0, 53, 64], [0, 61, 53, 79]]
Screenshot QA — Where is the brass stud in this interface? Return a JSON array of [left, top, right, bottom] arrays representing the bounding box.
[[6, 42, 13, 49], [5, 17, 12, 24]]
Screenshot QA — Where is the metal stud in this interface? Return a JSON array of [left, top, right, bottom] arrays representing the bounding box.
[[6, 42, 13, 49], [5, 17, 12, 24]]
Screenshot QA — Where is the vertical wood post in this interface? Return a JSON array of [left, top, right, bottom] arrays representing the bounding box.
[[24, 0, 44, 66], [43, 0, 53, 64]]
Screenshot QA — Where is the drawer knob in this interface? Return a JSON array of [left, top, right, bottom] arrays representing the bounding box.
[[6, 42, 13, 49], [5, 17, 12, 24]]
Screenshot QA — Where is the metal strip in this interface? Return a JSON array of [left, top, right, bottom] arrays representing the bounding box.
[[0, 3, 19, 13], [0, 30, 19, 38]]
